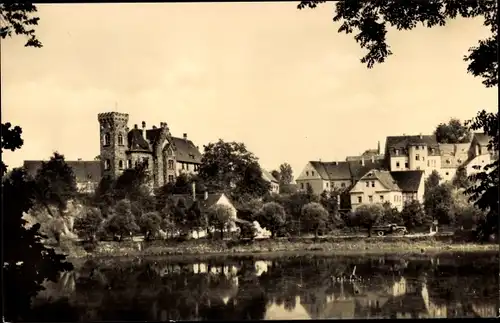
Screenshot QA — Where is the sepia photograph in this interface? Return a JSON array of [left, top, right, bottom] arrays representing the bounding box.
[[2, 1, 499, 321]]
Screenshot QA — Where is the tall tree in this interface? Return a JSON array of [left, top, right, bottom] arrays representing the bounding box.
[[301, 202, 329, 238], [425, 170, 442, 193], [297, 1, 498, 88], [452, 166, 471, 189], [233, 162, 271, 200], [424, 183, 454, 225], [34, 152, 78, 213], [256, 202, 286, 238], [401, 200, 431, 231], [434, 118, 471, 143], [354, 204, 384, 237], [207, 204, 234, 240], [270, 170, 281, 183], [465, 110, 499, 240], [279, 163, 294, 185]]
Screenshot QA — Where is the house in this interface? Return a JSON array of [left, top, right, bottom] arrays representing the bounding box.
[[98, 112, 202, 188], [349, 169, 403, 211], [295, 157, 385, 195], [465, 132, 497, 176], [23, 159, 101, 193], [390, 170, 425, 204], [384, 134, 441, 178], [261, 169, 280, 194], [437, 143, 469, 182], [346, 141, 384, 162], [170, 184, 239, 237]]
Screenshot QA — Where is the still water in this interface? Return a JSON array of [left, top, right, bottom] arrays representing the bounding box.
[[32, 251, 498, 320]]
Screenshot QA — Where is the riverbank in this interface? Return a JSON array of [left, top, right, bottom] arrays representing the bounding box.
[[62, 235, 498, 260]]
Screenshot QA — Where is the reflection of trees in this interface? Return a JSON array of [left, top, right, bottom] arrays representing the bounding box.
[[30, 254, 499, 320]]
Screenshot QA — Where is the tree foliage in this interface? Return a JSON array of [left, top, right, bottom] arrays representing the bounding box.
[[35, 152, 78, 212], [424, 182, 454, 225], [298, 0, 498, 87], [301, 202, 329, 237], [256, 202, 286, 238], [0, 3, 42, 48], [278, 163, 294, 185], [434, 118, 471, 143], [353, 204, 384, 236], [233, 162, 271, 200], [1, 122, 23, 174], [401, 200, 431, 231], [452, 166, 471, 189], [207, 204, 234, 240], [380, 201, 403, 226], [138, 211, 162, 241], [464, 110, 499, 240], [74, 207, 103, 242], [425, 170, 442, 192], [104, 199, 140, 240]]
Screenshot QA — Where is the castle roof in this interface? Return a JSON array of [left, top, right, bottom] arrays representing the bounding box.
[[145, 128, 202, 163], [127, 128, 151, 152], [23, 160, 101, 183]]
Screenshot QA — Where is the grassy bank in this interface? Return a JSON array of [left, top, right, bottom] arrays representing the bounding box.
[[66, 235, 498, 260]]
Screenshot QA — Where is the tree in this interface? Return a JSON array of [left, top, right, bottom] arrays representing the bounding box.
[[138, 211, 162, 241], [297, 1, 498, 88], [1, 122, 23, 175], [270, 170, 281, 183], [354, 204, 384, 237], [380, 201, 403, 225], [207, 204, 234, 240], [0, 3, 42, 48], [186, 201, 208, 238], [198, 139, 259, 191], [74, 207, 103, 242], [3, 168, 73, 321], [113, 160, 151, 201], [279, 163, 293, 185], [319, 190, 342, 229], [104, 199, 140, 241], [425, 170, 442, 192], [452, 166, 471, 189], [464, 110, 499, 240], [34, 152, 78, 213], [237, 198, 264, 222], [256, 202, 286, 238], [424, 183, 454, 225], [401, 200, 431, 231], [301, 202, 329, 238], [233, 162, 271, 200], [434, 118, 471, 144]]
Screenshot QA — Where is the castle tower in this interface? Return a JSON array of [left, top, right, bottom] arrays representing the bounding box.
[[97, 112, 129, 179]]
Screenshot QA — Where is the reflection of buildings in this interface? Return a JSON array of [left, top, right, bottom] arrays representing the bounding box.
[[264, 296, 311, 320]]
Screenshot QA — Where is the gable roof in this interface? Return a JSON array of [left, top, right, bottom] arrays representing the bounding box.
[[390, 170, 423, 192], [385, 135, 439, 157], [362, 170, 401, 191], [261, 169, 278, 183], [170, 137, 202, 163], [473, 132, 491, 146], [308, 161, 352, 180], [127, 128, 151, 152], [348, 159, 385, 181], [170, 193, 227, 210], [23, 160, 101, 183]]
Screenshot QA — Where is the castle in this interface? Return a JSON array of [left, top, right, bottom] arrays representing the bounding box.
[[98, 112, 202, 188]]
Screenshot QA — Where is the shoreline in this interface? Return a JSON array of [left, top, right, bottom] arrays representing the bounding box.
[[63, 236, 499, 261]]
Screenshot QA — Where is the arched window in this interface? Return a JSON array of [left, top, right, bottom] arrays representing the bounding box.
[[104, 159, 111, 170], [168, 160, 174, 169], [127, 159, 132, 169], [118, 160, 124, 169], [104, 133, 111, 146], [118, 134, 124, 146]]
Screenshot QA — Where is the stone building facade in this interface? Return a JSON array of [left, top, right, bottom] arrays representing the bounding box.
[[98, 112, 202, 188]]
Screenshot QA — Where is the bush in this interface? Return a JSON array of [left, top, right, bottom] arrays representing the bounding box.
[[74, 207, 103, 242], [354, 204, 384, 237], [301, 202, 329, 238], [255, 202, 286, 238], [103, 199, 139, 241], [138, 211, 162, 241]]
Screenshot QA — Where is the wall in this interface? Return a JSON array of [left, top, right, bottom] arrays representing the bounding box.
[[128, 152, 153, 171], [176, 161, 199, 176], [296, 179, 325, 195], [424, 155, 441, 178], [349, 179, 403, 211], [330, 180, 352, 190], [389, 156, 409, 172], [270, 182, 280, 194], [437, 167, 456, 183], [408, 144, 428, 171], [465, 153, 492, 176]]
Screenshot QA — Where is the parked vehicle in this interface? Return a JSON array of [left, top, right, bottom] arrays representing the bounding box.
[[372, 224, 408, 236]]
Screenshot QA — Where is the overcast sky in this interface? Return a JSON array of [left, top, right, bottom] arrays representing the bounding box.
[[2, 3, 497, 180]]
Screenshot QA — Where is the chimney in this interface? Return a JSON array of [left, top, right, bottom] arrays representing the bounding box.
[[361, 157, 365, 166], [141, 121, 147, 139], [134, 124, 138, 129], [419, 133, 423, 139], [192, 182, 196, 200], [183, 133, 188, 141], [204, 190, 208, 200]]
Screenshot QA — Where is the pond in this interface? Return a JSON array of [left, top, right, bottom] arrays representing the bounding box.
[[30, 251, 498, 320]]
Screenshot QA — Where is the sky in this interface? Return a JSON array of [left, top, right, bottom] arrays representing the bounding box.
[[2, 3, 497, 180]]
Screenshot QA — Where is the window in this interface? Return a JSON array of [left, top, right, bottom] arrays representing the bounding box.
[[306, 171, 309, 176], [357, 196, 362, 203], [194, 164, 199, 171], [326, 182, 329, 188], [396, 162, 400, 168], [311, 171, 315, 176], [380, 195, 384, 202], [182, 163, 185, 170], [371, 181, 375, 187], [446, 159, 451, 164], [341, 182, 346, 188], [104, 159, 111, 170], [168, 160, 174, 169], [369, 195, 373, 203], [104, 133, 110, 146], [127, 160, 132, 169], [394, 195, 397, 202], [422, 157, 425, 161], [168, 175, 174, 183], [416, 146, 419, 150], [118, 160, 124, 170], [405, 162, 409, 168], [457, 159, 462, 164], [366, 181, 369, 187], [415, 154, 420, 161], [427, 161, 430, 167], [143, 158, 149, 169], [395, 149, 399, 156], [300, 183, 304, 189], [431, 148, 435, 154], [118, 134, 124, 146]]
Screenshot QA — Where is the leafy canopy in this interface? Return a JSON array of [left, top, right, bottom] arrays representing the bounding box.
[[298, 0, 498, 87]]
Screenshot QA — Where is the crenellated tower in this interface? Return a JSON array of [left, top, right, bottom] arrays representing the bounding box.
[[98, 112, 129, 179]]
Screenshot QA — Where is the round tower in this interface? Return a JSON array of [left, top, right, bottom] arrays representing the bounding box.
[[97, 112, 129, 179]]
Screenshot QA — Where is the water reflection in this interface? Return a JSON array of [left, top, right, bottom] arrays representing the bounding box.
[[29, 252, 499, 321]]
